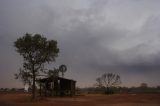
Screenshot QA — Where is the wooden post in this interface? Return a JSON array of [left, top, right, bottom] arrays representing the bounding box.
[[40, 81, 42, 96], [45, 82, 47, 97]]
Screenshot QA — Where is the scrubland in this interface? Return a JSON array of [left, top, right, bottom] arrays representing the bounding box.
[[0, 92, 160, 106]]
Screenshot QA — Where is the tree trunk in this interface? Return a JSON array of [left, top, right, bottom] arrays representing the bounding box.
[[40, 82, 42, 96], [32, 70, 36, 99], [105, 86, 109, 94]]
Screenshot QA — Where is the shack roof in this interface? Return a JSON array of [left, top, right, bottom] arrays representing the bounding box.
[[37, 76, 76, 83]]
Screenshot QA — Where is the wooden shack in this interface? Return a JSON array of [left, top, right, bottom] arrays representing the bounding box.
[[38, 76, 76, 97]]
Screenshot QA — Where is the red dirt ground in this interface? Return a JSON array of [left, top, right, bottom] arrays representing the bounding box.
[[0, 93, 160, 106]]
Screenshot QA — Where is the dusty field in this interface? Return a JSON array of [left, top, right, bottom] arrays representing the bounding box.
[[0, 93, 160, 106]]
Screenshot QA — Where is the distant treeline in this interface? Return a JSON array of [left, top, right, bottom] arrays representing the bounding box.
[[76, 86, 160, 94], [0, 88, 26, 92], [1, 85, 160, 94]]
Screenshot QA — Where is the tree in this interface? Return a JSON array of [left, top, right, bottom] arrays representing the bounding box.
[[59, 64, 67, 77], [140, 83, 148, 89], [96, 73, 121, 94], [15, 68, 32, 89], [14, 33, 59, 99], [47, 68, 59, 77]]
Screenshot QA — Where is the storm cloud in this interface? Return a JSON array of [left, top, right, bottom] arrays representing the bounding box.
[[0, 0, 160, 88]]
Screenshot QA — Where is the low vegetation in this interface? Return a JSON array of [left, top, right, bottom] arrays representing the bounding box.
[[0, 92, 160, 106]]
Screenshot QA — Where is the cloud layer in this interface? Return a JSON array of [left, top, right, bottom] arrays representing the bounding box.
[[0, 0, 160, 87]]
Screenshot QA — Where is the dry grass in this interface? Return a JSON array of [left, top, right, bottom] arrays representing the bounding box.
[[0, 92, 160, 106]]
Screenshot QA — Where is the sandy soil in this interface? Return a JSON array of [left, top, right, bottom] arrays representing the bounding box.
[[0, 93, 160, 106]]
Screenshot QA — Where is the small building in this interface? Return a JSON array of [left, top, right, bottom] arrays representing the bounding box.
[[38, 76, 76, 97]]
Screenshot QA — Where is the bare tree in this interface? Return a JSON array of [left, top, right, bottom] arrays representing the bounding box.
[[96, 73, 121, 94]]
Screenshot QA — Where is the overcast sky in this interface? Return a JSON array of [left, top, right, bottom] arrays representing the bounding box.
[[0, 0, 160, 88]]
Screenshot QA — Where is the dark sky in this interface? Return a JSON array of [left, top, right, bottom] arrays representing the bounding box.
[[0, 0, 160, 88]]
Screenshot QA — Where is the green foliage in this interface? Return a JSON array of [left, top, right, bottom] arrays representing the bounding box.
[[14, 33, 59, 72], [14, 33, 59, 99], [14, 68, 32, 86], [46, 64, 67, 78], [47, 68, 59, 77]]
